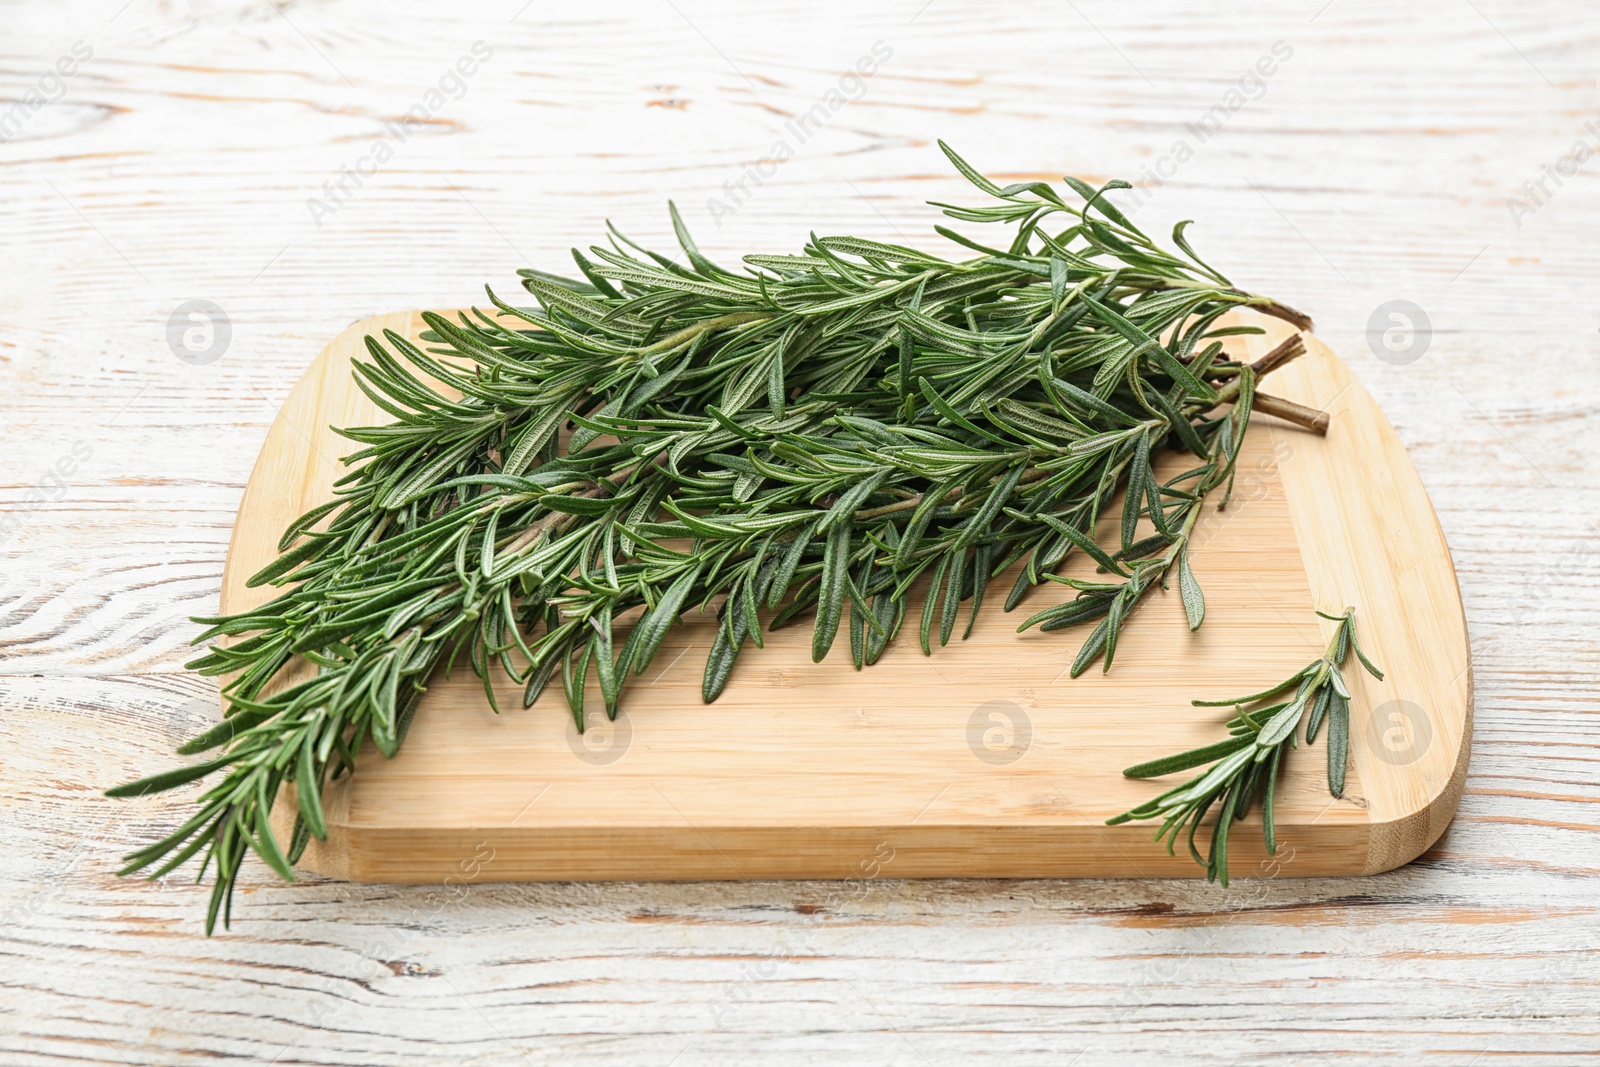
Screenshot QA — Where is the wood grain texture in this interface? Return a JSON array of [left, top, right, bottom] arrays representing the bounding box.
[[220, 309, 1468, 882], [3, 0, 1599, 1062]]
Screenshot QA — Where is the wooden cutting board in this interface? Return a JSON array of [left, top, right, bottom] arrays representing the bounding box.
[[224, 309, 1471, 882]]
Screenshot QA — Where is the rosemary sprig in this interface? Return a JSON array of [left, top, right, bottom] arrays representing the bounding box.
[[109, 143, 1320, 931], [1109, 607, 1384, 884]]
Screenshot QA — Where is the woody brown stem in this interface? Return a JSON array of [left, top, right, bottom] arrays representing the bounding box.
[[1205, 333, 1326, 434], [1220, 290, 1315, 331], [1252, 391, 1329, 435], [1250, 334, 1306, 377], [1256, 298, 1314, 332]]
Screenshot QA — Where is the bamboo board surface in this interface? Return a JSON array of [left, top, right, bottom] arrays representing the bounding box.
[[220, 309, 1471, 881]]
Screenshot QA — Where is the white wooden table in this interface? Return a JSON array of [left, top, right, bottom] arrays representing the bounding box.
[[5, 0, 1599, 1062]]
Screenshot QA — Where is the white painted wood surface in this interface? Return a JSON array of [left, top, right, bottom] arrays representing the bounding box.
[[3, 0, 1597, 1062]]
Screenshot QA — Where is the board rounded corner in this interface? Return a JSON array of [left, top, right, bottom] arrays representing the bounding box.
[[1361, 677, 1474, 875]]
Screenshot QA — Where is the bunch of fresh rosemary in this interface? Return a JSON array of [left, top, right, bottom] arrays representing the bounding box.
[[1110, 607, 1383, 883], [111, 144, 1325, 930]]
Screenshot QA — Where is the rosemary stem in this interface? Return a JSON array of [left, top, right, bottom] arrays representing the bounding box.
[[1206, 337, 1327, 436], [1251, 392, 1329, 436], [637, 311, 774, 357], [1249, 334, 1307, 377], [1230, 292, 1314, 331]]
